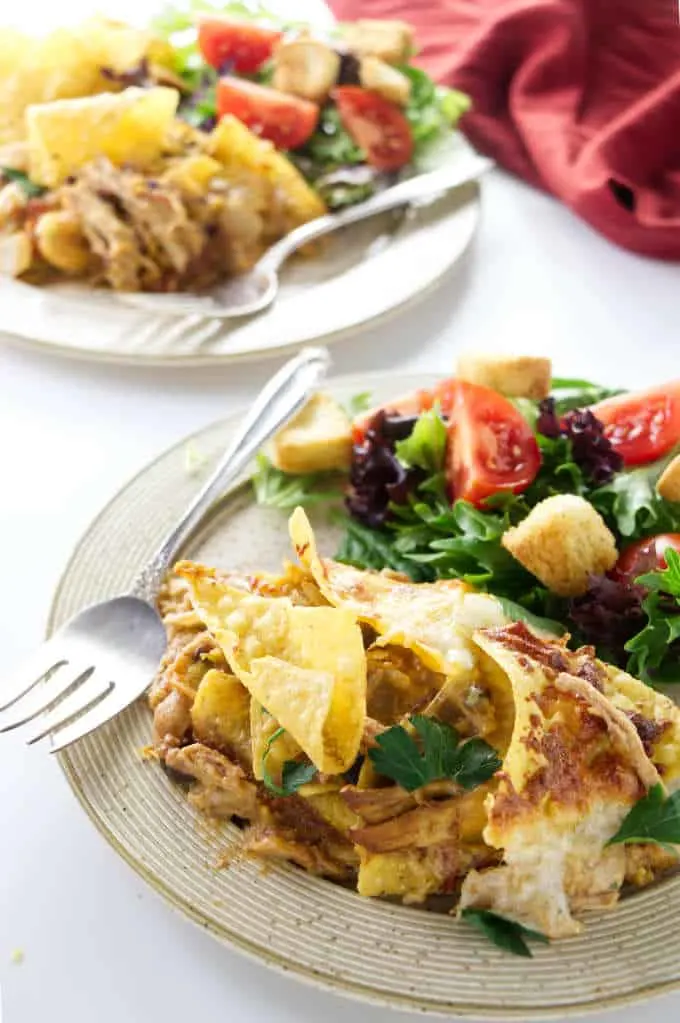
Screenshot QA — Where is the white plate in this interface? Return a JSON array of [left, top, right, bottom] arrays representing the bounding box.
[[0, 147, 480, 366]]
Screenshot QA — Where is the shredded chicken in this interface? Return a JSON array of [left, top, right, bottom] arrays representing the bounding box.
[[352, 800, 462, 853], [243, 826, 355, 880], [165, 743, 260, 821]]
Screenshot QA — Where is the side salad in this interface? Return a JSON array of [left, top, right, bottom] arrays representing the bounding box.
[[253, 356, 680, 686], [152, 0, 470, 208]]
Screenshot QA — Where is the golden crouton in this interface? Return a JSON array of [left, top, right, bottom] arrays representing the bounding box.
[[272, 38, 340, 103], [657, 455, 680, 503], [456, 353, 552, 400], [359, 56, 411, 106], [502, 495, 618, 596], [341, 19, 414, 65], [272, 392, 352, 474]]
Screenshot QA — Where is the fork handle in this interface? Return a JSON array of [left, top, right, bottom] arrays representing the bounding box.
[[130, 346, 331, 602]]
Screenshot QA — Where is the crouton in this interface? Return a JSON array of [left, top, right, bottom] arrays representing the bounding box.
[[456, 353, 552, 400], [341, 20, 414, 65], [272, 38, 340, 103], [272, 392, 352, 474], [502, 495, 618, 597], [359, 56, 411, 106], [657, 454, 680, 503]]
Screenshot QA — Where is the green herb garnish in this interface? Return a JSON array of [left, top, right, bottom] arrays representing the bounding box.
[[1, 167, 45, 198], [251, 454, 343, 509], [368, 715, 500, 792], [607, 783, 680, 851], [261, 726, 317, 796], [461, 909, 549, 958]]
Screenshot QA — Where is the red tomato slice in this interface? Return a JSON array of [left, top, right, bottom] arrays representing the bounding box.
[[351, 379, 456, 444], [615, 533, 680, 582], [592, 384, 680, 466], [334, 86, 413, 171], [198, 18, 281, 74], [447, 381, 541, 506], [217, 78, 318, 149]]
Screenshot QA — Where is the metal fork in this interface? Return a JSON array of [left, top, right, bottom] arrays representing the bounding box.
[[0, 346, 331, 752]]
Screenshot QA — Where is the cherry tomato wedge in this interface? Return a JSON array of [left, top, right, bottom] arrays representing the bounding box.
[[334, 86, 413, 171], [198, 18, 281, 74], [591, 383, 680, 466], [447, 381, 541, 506], [615, 533, 680, 582], [351, 378, 456, 444], [217, 78, 319, 149]]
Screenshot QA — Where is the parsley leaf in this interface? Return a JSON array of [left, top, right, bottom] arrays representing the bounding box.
[[1, 166, 45, 198], [461, 909, 549, 958], [261, 726, 317, 796], [395, 406, 447, 473], [251, 454, 343, 509], [368, 715, 500, 792], [607, 783, 680, 851]]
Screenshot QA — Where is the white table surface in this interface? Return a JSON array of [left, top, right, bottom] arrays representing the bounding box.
[[2, 16, 680, 1021]]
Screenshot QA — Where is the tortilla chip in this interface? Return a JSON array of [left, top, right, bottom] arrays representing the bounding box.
[[289, 507, 506, 679], [458, 624, 662, 937], [176, 561, 366, 774]]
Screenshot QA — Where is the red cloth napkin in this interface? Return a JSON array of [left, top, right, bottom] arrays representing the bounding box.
[[329, 0, 680, 259]]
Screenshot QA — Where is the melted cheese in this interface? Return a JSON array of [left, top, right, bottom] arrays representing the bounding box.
[[176, 560, 366, 773], [459, 626, 662, 937]]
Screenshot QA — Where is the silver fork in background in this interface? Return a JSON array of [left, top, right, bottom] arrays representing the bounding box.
[[0, 346, 331, 752]]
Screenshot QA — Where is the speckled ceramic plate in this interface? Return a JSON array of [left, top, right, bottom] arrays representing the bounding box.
[[50, 372, 680, 1018], [0, 148, 480, 367]]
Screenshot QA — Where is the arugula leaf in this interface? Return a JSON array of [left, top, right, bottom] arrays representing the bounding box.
[[297, 106, 365, 169], [251, 454, 343, 509], [550, 376, 624, 413], [625, 549, 680, 683], [395, 406, 447, 472], [399, 65, 470, 151], [493, 596, 564, 637], [521, 434, 587, 504], [335, 515, 432, 580], [261, 726, 317, 796], [345, 391, 373, 417], [591, 448, 680, 540], [461, 909, 549, 958], [368, 715, 500, 792], [607, 783, 680, 850], [1, 167, 45, 198]]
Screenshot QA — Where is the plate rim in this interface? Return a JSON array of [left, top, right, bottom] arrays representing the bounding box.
[[1, 183, 480, 368], [47, 369, 680, 1019]]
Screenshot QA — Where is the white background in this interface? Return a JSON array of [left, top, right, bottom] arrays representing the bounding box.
[[1, 2, 680, 1022]]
